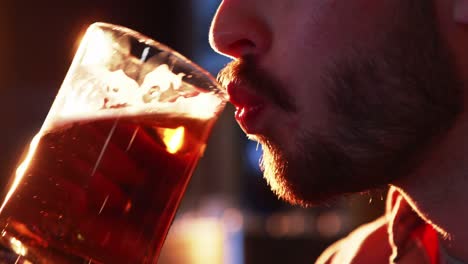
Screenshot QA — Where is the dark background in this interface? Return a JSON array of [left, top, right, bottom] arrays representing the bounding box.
[[0, 1, 385, 263]]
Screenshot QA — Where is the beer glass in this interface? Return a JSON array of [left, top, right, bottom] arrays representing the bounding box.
[[0, 23, 227, 263]]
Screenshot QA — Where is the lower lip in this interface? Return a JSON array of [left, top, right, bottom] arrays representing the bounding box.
[[235, 104, 265, 134]]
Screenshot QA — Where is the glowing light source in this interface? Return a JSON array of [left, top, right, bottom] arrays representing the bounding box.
[[316, 211, 342, 238], [10, 237, 27, 256], [162, 126, 185, 154], [188, 218, 223, 264], [9, 221, 47, 247], [266, 213, 289, 237], [264, 212, 307, 237], [159, 216, 224, 264], [222, 208, 244, 233]]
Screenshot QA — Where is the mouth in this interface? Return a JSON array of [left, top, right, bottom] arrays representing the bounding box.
[[226, 82, 269, 134]]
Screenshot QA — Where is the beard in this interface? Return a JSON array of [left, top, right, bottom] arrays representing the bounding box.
[[218, 0, 463, 206]]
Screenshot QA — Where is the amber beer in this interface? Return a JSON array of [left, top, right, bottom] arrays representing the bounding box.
[[0, 22, 227, 263], [0, 112, 216, 263]]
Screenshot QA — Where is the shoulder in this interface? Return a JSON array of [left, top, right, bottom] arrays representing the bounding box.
[[315, 216, 392, 264]]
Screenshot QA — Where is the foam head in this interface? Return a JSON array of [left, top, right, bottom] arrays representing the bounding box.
[[46, 23, 226, 127]]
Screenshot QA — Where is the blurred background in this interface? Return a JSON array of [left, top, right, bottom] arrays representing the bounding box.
[[0, 0, 387, 263]]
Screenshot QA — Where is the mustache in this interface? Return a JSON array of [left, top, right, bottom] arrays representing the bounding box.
[[217, 55, 297, 113]]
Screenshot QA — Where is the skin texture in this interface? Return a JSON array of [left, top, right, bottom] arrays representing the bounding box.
[[212, 1, 462, 204], [211, 0, 468, 261]]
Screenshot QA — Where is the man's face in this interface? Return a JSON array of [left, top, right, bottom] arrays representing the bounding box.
[[210, 0, 462, 205]]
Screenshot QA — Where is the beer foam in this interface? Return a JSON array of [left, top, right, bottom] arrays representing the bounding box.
[[50, 64, 225, 127]]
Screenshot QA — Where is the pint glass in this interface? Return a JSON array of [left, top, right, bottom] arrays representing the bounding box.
[[0, 23, 227, 263]]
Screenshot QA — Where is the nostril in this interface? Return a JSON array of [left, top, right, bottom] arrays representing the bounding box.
[[228, 39, 257, 58]]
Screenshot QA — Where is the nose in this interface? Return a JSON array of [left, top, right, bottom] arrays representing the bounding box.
[[209, 1, 272, 59]]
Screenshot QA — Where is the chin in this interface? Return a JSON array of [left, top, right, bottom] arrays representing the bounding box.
[[258, 133, 398, 207]]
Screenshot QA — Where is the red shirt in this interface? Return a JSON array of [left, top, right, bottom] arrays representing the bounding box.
[[316, 187, 443, 264]]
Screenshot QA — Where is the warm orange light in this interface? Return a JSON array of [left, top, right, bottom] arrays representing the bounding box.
[[162, 126, 185, 154], [10, 237, 27, 256], [0, 133, 42, 213], [9, 221, 47, 247], [163, 216, 224, 264], [188, 218, 223, 264]]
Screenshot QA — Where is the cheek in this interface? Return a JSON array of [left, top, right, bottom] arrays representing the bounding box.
[[265, 0, 398, 133], [266, 7, 341, 133]]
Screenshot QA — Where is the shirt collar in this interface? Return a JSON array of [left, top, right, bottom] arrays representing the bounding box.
[[386, 187, 439, 263]]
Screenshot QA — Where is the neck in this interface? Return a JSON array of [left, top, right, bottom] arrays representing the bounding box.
[[392, 111, 468, 262]]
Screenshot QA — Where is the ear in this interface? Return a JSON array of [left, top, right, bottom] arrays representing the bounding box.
[[454, 0, 468, 23]]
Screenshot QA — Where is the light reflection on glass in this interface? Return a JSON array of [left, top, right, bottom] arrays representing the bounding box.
[[0, 133, 42, 214], [81, 28, 113, 66], [10, 237, 27, 256], [162, 126, 185, 154]]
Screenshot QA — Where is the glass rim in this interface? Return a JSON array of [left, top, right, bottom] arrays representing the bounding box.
[[88, 22, 226, 96]]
